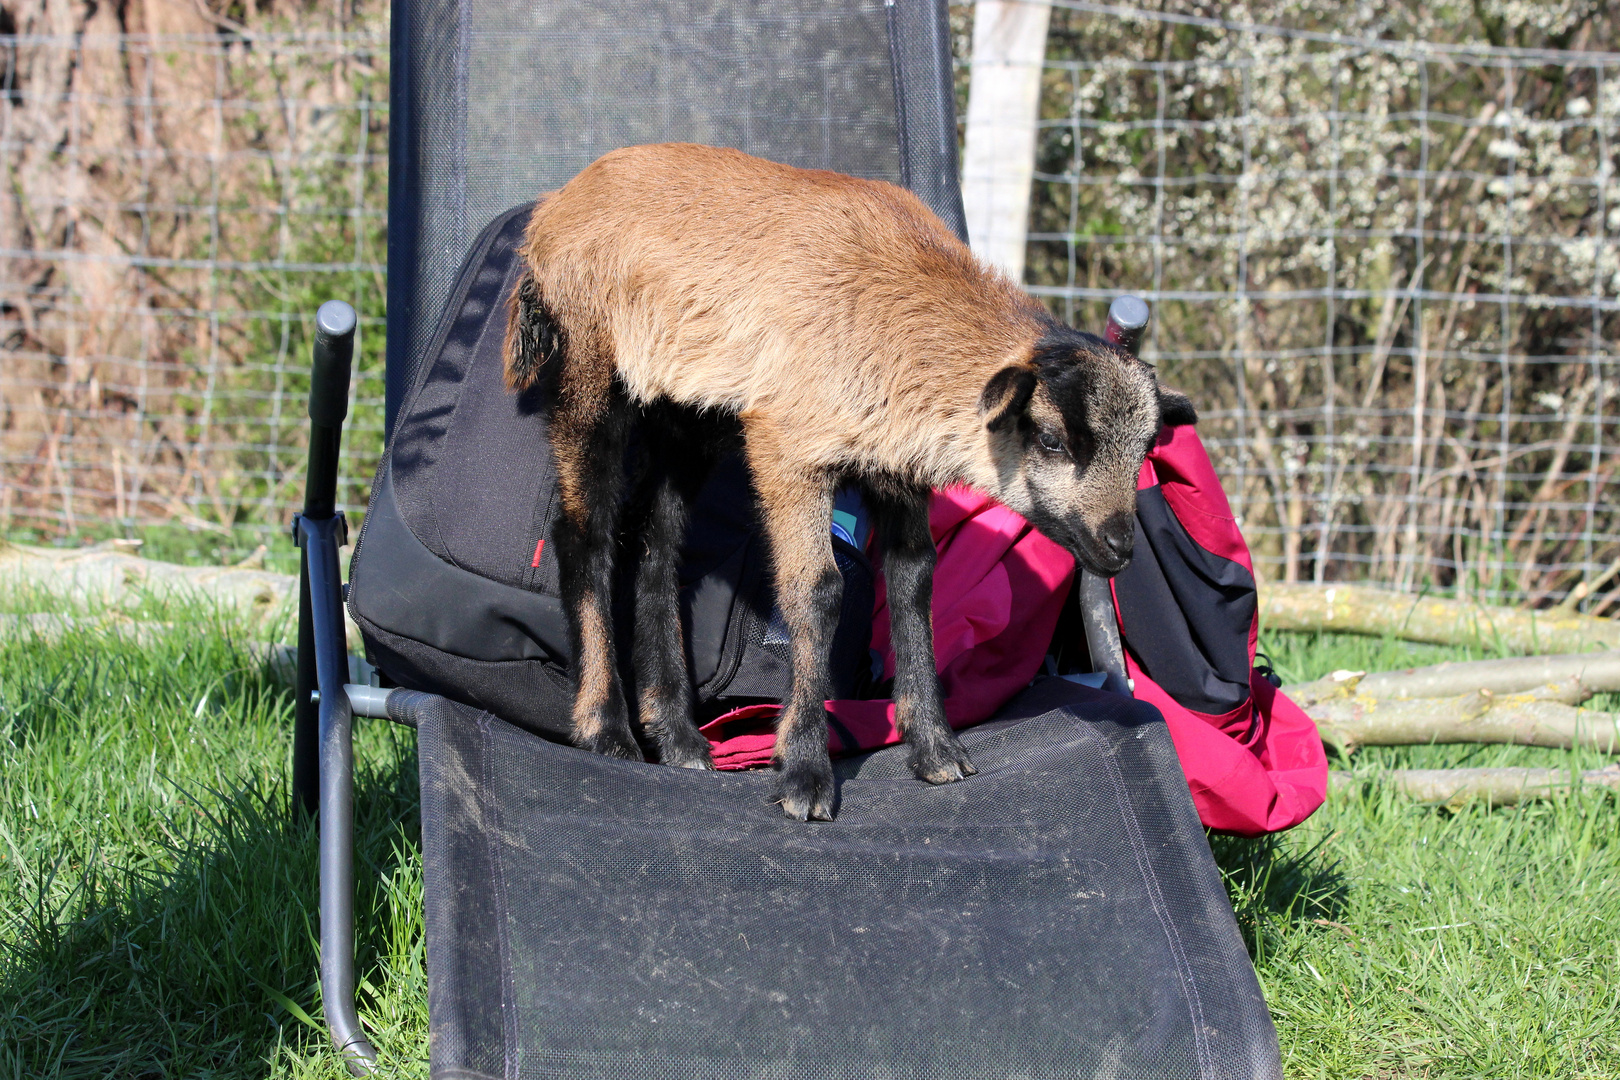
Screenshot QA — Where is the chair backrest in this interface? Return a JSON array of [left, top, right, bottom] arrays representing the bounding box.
[[385, 0, 966, 435]]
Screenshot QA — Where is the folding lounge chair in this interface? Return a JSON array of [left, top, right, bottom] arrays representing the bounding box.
[[289, 2, 1286, 1076]]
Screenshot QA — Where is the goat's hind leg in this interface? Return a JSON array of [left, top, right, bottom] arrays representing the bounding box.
[[549, 382, 639, 760], [867, 483, 976, 784], [628, 408, 720, 769]]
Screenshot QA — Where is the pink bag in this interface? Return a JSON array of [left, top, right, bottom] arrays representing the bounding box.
[[1113, 423, 1327, 835]]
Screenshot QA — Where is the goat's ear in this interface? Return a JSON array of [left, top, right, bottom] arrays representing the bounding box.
[[1158, 386, 1198, 428], [979, 364, 1038, 433]]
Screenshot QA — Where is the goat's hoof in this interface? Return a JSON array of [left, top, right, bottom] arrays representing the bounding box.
[[911, 735, 977, 785], [659, 736, 716, 770], [773, 760, 836, 821], [578, 726, 643, 761]]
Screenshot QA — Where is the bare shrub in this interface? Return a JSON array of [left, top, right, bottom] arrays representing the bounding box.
[[1026, 1, 1620, 605]]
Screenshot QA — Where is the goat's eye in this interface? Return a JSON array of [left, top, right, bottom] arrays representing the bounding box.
[[1038, 431, 1064, 453]]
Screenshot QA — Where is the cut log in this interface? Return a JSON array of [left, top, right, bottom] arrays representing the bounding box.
[[1354, 651, 1620, 700], [1284, 666, 1602, 708], [0, 539, 361, 648], [1331, 765, 1620, 808], [0, 612, 169, 645], [0, 538, 295, 617], [1283, 651, 1620, 752], [1260, 582, 1620, 652], [1306, 687, 1620, 754]]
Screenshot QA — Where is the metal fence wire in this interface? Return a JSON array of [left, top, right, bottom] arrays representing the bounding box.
[[3, 2, 1619, 609], [1020, 3, 1620, 607], [0, 23, 387, 541]]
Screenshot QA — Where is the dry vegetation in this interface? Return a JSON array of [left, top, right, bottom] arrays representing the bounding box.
[[0, 0, 386, 538], [1027, 1, 1620, 604]]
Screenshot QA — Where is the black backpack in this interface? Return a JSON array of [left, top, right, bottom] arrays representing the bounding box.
[[348, 204, 877, 740]]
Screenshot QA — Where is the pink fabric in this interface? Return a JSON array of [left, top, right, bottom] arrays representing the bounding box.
[[701, 487, 1075, 770], [1145, 423, 1253, 569], [1127, 658, 1327, 836]]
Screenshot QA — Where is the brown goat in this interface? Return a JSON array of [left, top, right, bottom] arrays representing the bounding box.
[[504, 143, 1193, 820]]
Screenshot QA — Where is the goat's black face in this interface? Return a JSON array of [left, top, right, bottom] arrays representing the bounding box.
[[979, 327, 1196, 576]]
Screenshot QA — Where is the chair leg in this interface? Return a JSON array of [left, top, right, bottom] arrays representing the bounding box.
[[294, 299, 357, 821], [293, 300, 376, 1074], [1080, 294, 1150, 699], [303, 512, 380, 1076], [1079, 570, 1132, 696], [293, 552, 320, 818]]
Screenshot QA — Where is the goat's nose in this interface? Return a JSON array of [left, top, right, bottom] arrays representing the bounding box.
[[1102, 515, 1135, 559]]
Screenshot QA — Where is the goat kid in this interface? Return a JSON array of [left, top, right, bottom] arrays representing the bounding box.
[[504, 143, 1194, 821]]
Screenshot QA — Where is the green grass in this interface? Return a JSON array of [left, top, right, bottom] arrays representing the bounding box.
[[0, 591, 421, 1078], [1239, 631, 1620, 1078], [1, 591, 1617, 1077]]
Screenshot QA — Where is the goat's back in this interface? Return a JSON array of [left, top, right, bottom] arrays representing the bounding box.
[[520, 143, 1043, 431]]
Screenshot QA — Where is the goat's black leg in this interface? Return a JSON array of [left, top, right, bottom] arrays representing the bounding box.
[[746, 425, 840, 820], [868, 484, 976, 784], [549, 379, 638, 760], [628, 411, 719, 769]]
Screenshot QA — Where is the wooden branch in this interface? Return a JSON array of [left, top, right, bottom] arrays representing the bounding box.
[[1304, 687, 1620, 754], [0, 538, 361, 648], [0, 538, 294, 617], [1260, 582, 1620, 652], [1331, 765, 1620, 808], [1285, 651, 1620, 706], [0, 612, 168, 645]]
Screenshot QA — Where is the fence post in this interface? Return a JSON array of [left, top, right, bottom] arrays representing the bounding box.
[[961, 0, 1052, 281]]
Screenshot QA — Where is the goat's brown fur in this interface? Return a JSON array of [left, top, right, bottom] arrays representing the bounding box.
[[505, 143, 1190, 819]]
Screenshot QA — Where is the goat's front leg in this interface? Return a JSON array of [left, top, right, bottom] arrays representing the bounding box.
[[869, 484, 976, 784], [748, 435, 840, 820]]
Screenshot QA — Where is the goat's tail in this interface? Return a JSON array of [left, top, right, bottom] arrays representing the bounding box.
[[503, 271, 565, 391]]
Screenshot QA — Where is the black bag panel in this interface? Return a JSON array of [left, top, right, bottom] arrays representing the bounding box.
[[1113, 484, 1257, 716], [828, 535, 878, 700], [358, 614, 574, 742], [352, 465, 570, 664], [664, 450, 762, 696], [716, 532, 876, 704], [679, 532, 753, 693], [388, 202, 558, 590]]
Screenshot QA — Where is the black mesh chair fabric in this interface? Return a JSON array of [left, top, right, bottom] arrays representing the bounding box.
[[404, 678, 1281, 1080], [386, 0, 964, 431]]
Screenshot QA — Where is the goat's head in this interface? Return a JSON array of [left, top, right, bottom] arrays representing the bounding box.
[[978, 326, 1196, 577]]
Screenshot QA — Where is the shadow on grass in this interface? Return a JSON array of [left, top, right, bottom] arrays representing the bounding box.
[[1208, 829, 1349, 964], [0, 721, 422, 1080]]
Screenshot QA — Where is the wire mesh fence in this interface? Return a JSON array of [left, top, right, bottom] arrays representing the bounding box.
[[0, 10, 387, 545], [1017, 1, 1620, 607], [4, 1, 1619, 609]]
